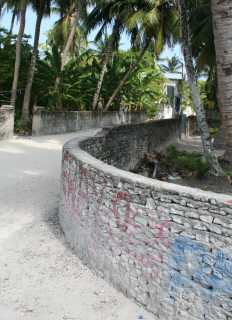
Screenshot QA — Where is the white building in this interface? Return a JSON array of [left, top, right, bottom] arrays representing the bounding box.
[[156, 73, 195, 120]]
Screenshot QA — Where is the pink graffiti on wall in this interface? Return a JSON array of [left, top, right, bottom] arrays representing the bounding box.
[[109, 189, 170, 277], [62, 151, 170, 278]]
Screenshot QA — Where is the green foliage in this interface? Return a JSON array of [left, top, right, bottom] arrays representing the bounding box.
[[165, 145, 210, 177], [177, 79, 194, 111], [34, 47, 167, 114], [0, 28, 32, 113], [177, 78, 217, 113]]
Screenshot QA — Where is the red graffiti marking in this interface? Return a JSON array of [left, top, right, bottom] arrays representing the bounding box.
[[108, 190, 170, 275], [63, 156, 170, 277]]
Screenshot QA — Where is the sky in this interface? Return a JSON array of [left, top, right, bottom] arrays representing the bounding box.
[[0, 5, 182, 61]]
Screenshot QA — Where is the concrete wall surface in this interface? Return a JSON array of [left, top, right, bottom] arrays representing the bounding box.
[[32, 107, 147, 136], [59, 120, 232, 320], [0, 105, 14, 140]]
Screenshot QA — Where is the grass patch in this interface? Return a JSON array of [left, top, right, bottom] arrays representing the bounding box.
[[164, 145, 210, 178]]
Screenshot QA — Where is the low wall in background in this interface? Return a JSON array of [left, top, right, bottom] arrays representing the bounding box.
[[32, 107, 147, 136], [59, 120, 232, 320], [0, 105, 14, 140]]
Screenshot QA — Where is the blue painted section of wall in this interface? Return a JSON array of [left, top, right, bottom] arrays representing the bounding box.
[[169, 237, 232, 300]]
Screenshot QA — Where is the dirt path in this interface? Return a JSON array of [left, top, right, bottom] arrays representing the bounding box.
[[0, 131, 155, 320]]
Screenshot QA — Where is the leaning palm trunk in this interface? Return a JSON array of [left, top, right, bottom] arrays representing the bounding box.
[[11, 0, 27, 107], [10, 8, 16, 34], [104, 44, 149, 111], [61, 9, 79, 71], [92, 41, 113, 110], [21, 9, 43, 126], [211, 0, 232, 163], [178, 0, 224, 176], [54, 9, 79, 110], [92, 21, 120, 110]]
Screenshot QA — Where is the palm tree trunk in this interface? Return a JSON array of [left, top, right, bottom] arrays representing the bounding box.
[[54, 9, 79, 110], [92, 21, 120, 110], [104, 44, 149, 111], [211, 0, 232, 163], [178, 0, 224, 176], [10, 8, 16, 34], [21, 9, 43, 126], [11, 0, 27, 107], [61, 9, 79, 71], [92, 42, 113, 110]]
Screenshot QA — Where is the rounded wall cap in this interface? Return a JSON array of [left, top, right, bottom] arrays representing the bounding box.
[[0, 105, 14, 110]]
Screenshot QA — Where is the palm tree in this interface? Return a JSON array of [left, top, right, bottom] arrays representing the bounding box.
[[0, 3, 4, 16], [9, 7, 17, 33], [21, 0, 51, 126], [104, 42, 150, 111], [54, 0, 88, 71], [211, 0, 232, 163], [11, 0, 27, 107], [93, 28, 119, 110], [51, 0, 88, 109], [102, 0, 179, 111], [178, 0, 224, 176], [160, 56, 183, 76], [189, 0, 215, 73], [87, 2, 123, 110]]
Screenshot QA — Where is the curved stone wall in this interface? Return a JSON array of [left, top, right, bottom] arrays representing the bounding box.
[[59, 120, 232, 320]]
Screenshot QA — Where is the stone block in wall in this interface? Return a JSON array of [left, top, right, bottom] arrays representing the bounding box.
[[0, 105, 14, 140]]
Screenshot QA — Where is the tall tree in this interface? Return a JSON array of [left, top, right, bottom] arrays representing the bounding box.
[[11, 0, 27, 106], [178, 0, 224, 176], [52, 0, 88, 109], [21, 0, 51, 126], [101, 0, 178, 111], [104, 42, 150, 111], [160, 56, 183, 75], [54, 0, 88, 71], [211, 0, 232, 163], [9, 7, 17, 33], [87, 2, 122, 110]]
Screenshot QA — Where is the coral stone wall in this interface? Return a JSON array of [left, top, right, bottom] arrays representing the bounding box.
[[80, 119, 179, 170], [0, 105, 14, 140], [59, 121, 232, 320]]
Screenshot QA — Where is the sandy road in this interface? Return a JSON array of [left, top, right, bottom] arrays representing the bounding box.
[[0, 131, 156, 320]]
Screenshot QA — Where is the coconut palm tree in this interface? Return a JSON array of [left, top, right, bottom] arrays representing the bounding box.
[[102, 0, 179, 111], [93, 23, 121, 110], [50, 0, 89, 109], [21, 0, 52, 126], [0, 0, 28, 107], [54, 0, 88, 71], [11, 0, 27, 107], [189, 0, 215, 73], [211, 0, 232, 163], [177, 0, 224, 176], [0, 3, 4, 16], [0, 0, 17, 25], [9, 7, 17, 33], [160, 56, 183, 75], [87, 1, 123, 110]]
